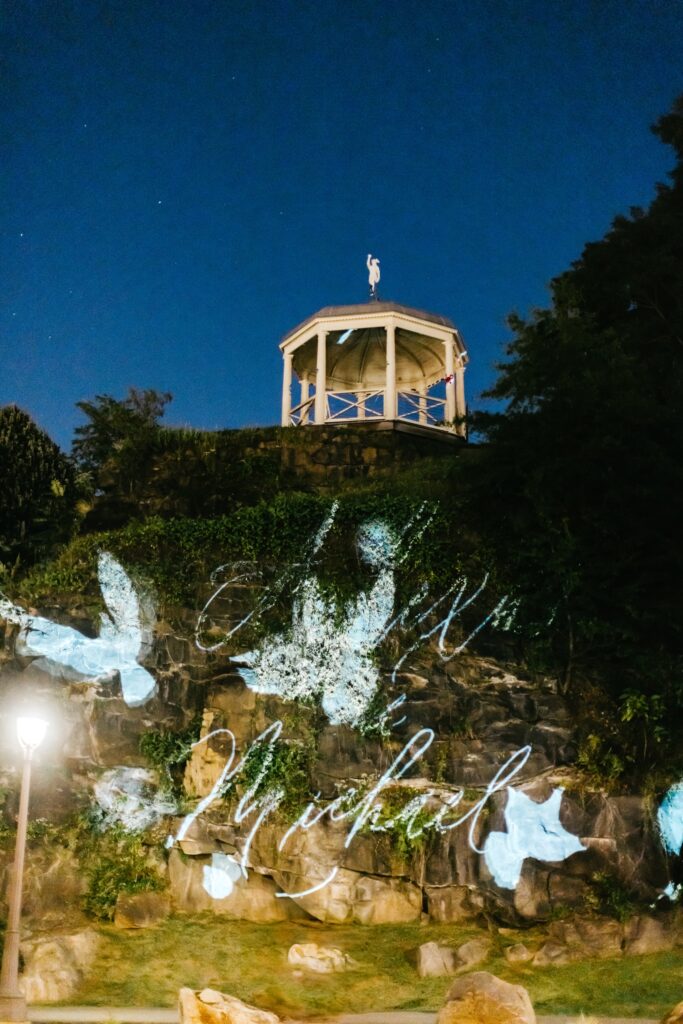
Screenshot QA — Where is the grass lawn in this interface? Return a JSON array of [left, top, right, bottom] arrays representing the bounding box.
[[69, 915, 683, 1019]]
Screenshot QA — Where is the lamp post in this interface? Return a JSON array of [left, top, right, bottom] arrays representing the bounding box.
[[0, 716, 48, 1023]]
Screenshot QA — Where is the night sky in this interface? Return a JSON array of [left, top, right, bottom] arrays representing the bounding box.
[[2, 0, 682, 449]]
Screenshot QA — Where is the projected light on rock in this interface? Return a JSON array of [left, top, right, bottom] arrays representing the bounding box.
[[663, 882, 682, 902], [0, 553, 155, 706], [658, 783, 683, 856], [483, 787, 585, 889], [232, 519, 397, 726], [203, 853, 242, 899], [94, 767, 176, 832]]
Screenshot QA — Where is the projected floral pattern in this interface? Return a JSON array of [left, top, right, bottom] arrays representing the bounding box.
[[232, 519, 398, 726]]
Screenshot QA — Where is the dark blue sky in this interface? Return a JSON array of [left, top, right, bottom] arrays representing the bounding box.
[[2, 0, 682, 449]]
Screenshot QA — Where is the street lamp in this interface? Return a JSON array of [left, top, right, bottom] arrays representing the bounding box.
[[0, 716, 48, 1023]]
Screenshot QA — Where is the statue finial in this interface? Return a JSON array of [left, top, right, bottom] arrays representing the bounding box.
[[367, 254, 380, 300]]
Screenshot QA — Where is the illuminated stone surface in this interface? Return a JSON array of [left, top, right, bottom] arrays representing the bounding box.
[[94, 766, 176, 832], [203, 852, 242, 899], [658, 783, 683, 855]]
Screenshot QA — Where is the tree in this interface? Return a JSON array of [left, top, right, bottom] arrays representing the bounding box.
[[465, 96, 683, 720], [0, 405, 77, 571], [71, 385, 172, 481]]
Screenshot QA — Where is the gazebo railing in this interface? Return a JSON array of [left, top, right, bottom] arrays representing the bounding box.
[[397, 390, 448, 427], [325, 389, 384, 422], [289, 387, 454, 431], [289, 395, 315, 425]]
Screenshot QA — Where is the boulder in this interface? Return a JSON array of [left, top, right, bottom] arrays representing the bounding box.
[[178, 987, 279, 1024], [437, 971, 535, 1024], [532, 941, 573, 967], [455, 937, 492, 971], [504, 943, 533, 964], [287, 942, 354, 974], [114, 890, 171, 929], [20, 930, 99, 1003], [662, 1002, 683, 1024], [548, 915, 623, 959], [625, 914, 677, 956], [416, 941, 457, 978]]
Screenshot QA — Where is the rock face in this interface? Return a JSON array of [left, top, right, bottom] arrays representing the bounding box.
[[437, 971, 536, 1024], [20, 930, 100, 1003], [287, 942, 354, 974], [0, 558, 676, 932], [178, 987, 280, 1024]]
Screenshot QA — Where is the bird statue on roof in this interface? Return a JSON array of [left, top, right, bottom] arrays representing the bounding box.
[[367, 253, 380, 300]]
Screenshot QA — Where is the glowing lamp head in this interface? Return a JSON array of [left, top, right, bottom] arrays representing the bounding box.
[[16, 716, 48, 754]]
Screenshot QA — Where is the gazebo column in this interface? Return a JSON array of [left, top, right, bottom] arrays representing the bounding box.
[[455, 364, 466, 437], [418, 382, 427, 425], [357, 389, 366, 419], [281, 350, 293, 427], [385, 322, 397, 420], [315, 330, 328, 424], [300, 374, 310, 424], [444, 336, 456, 428]]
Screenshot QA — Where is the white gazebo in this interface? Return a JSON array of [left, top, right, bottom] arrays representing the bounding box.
[[280, 302, 468, 436]]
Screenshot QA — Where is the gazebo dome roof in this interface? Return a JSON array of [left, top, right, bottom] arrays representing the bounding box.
[[281, 302, 457, 343], [282, 302, 465, 391]]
